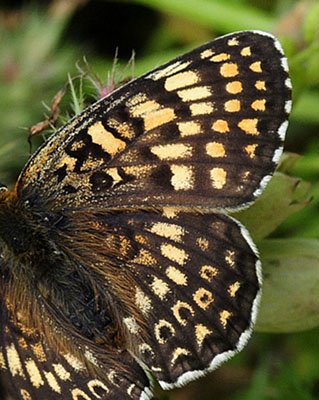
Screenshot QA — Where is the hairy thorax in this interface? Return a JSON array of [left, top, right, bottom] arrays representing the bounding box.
[[0, 189, 142, 372]]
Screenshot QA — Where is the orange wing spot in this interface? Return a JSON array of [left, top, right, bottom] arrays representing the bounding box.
[[224, 99, 240, 112], [226, 81, 243, 94], [206, 142, 226, 158], [193, 288, 214, 310], [250, 61, 262, 73], [200, 265, 218, 282], [220, 62, 239, 77], [251, 99, 266, 111], [220, 310, 232, 328], [244, 144, 258, 159], [255, 80, 266, 90], [210, 168, 227, 189], [143, 107, 176, 131], [228, 281, 241, 297], [151, 277, 170, 300], [210, 53, 231, 62], [172, 301, 194, 326], [195, 324, 213, 348], [241, 46, 251, 56], [212, 119, 229, 133], [238, 118, 259, 135]]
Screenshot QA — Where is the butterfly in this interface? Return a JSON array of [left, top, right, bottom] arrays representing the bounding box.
[[0, 30, 291, 399]]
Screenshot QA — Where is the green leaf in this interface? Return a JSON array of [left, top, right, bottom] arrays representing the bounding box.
[[231, 170, 312, 242], [256, 238, 319, 332]]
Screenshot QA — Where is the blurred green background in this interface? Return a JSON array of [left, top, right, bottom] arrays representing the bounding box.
[[0, 0, 318, 399]]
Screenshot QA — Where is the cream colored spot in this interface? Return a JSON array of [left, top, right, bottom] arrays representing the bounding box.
[[178, 121, 201, 137], [161, 243, 189, 266], [193, 288, 214, 310], [211, 53, 231, 62], [220, 62, 239, 77], [131, 99, 160, 116], [107, 168, 122, 186], [238, 118, 259, 135], [251, 99, 266, 111], [226, 81, 243, 94], [250, 61, 262, 72], [172, 301, 195, 326], [139, 343, 155, 358], [88, 380, 109, 396], [206, 142, 225, 158], [196, 237, 209, 251], [228, 281, 241, 297], [133, 249, 157, 266], [200, 49, 214, 59], [0, 352, 5, 370], [53, 363, 71, 381], [150, 61, 191, 80], [225, 250, 235, 267], [144, 107, 176, 131], [228, 37, 239, 46], [200, 265, 218, 282], [44, 371, 61, 393], [88, 121, 126, 156], [225, 99, 240, 112], [155, 320, 175, 344], [177, 86, 211, 102], [21, 390, 32, 400], [212, 119, 229, 133], [151, 143, 192, 160], [151, 277, 170, 299], [63, 353, 84, 372], [241, 46, 251, 56], [245, 144, 258, 159], [135, 287, 152, 315], [170, 165, 194, 191], [220, 310, 232, 327], [165, 70, 199, 91], [107, 118, 135, 140], [162, 207, 179, 219], [72, 389, 91, 400], [123, 316, 140, 334], [166, 266, 188, 285], [190, 102, 214, 116], [25, 359, 44, 388], [171, 347, 191, 365], [210, 168, 227, 189], [255, 80, 266, 90], [7, 343, 25, 377], [195, 324, 212, 348], [150, 222, 184, 242]]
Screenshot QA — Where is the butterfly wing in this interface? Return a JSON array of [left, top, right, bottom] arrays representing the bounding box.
[[0, 300, 152, 400], [82, 209, 261, 388], [17, 31, 291, 211]]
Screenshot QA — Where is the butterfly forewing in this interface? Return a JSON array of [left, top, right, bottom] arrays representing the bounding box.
[[18, 31, 291, 211]]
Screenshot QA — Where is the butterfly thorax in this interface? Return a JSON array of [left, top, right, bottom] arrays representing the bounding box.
[[0, 189, 139, 367]]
